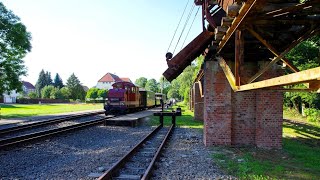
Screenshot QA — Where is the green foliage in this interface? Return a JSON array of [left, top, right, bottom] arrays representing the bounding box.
[[59, 87, 71, 99], [145, 78, 158, 92], [304, 108, 320, 123], [0, 2, 32, 95], [167, 79, 180, 99], [66, 73, 85, 100], [53, 73, 63, 88], [86, 88, 99, 99], [97, 89, 108, 99], [135, 77, 147, 88], [158, 76, 171, 95], [41, 85, 55, 98], [284, 35, 320, 111], [28, 91, 37, 99]]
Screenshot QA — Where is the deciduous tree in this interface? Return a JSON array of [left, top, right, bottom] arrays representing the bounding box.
[[145, 78, 158, 92], [135, 77, 147, 88], [0, 2, 32, 95], [66, 73, 85, 100]]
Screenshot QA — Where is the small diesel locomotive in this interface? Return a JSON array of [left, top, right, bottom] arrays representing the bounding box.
[[104, 81, 166, 115]]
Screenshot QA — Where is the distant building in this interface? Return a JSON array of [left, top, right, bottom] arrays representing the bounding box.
[[3, 90, 19, 103], [96, 73, 132, 90], [82, 85, 89, 92], [1, 81, 36, 103], [22, 81, 35, 96]]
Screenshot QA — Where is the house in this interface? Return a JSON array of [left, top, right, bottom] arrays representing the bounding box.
[[22, 81, 35, 96], [2, 81, 35, 103], [3, 90, 19, 103], [96, 73, 132, 90]]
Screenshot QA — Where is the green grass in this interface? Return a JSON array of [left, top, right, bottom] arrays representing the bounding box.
[[147, 102, 203, 129], [0, 103, 104, 119], [212, 112, 320, 179]]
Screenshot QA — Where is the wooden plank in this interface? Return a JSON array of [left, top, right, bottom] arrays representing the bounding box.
[[217, 57, 238, 91], [238, 67, 320, 91], [235, 30, 244, 86], [218, 0, 257, 53]]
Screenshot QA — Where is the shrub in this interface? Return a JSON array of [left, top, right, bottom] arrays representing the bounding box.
[[304, 108, 320, 123]]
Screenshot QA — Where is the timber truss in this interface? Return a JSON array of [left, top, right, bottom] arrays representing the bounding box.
[[163, 0, 320, 92]]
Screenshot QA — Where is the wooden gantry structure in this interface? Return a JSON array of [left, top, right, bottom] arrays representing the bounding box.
[[163, 0, 320, 149]]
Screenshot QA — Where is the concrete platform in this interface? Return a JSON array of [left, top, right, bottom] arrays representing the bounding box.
[[105, 107, 162, 127]]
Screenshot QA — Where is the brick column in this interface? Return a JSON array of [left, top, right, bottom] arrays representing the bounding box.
[[231, 62, 257, 146], [203, 60, 232, 146], [194, 82, 204, 121], [255, 62, 283, 149]]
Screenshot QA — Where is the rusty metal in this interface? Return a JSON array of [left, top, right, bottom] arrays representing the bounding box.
[[163, 30, 214, 82]]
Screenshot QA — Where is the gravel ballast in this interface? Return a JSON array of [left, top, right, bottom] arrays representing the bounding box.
[[152, 127, 232, 180], [0, 122, 232, 179], [0, 124, 155, 179]]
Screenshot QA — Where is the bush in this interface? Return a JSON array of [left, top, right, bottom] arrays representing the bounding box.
[[304, 108, 320, 123]]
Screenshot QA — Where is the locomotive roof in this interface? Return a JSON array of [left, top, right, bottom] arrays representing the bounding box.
[[112, 81, 136, 88]]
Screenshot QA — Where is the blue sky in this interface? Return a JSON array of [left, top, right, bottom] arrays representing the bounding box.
[[2, 0, 202, 87]]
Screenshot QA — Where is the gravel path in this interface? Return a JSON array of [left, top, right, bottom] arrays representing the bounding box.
[[152, 127, 233, 180]]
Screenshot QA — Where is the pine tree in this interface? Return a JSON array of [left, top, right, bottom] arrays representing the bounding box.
[[66, 73, 85, 100], [45, 71, 52, 85], [35, 70, 47, 97], [53, 73, 64, 88]]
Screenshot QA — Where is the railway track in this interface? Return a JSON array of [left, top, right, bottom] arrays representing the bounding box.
[[0, 112, 113, 148], [98, 124, 174, 180], [0, 111, 104, 136]]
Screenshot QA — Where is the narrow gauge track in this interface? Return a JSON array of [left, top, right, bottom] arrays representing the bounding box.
[[98, 125, 174, 180], [0, 115, 114, 148], [0, 111, 104, 136]]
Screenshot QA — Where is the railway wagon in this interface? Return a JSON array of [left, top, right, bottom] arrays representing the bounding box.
[[104, 81, 164, 115]]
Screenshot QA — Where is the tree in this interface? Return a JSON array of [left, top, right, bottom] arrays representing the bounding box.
[[53, 73, 63, 88], [60, 87, 71, 99], [158, 76, 171, 96], [0, 2, 32, 95], [135, 77, 147, 88], [28, 91, 37, 99], [86, 88, 99, 100], [35, 70, 47, 97], [145, 79, 158, 92], [45, 71, 52, 85], [66, 73, 85, 100], [41, 85, 55, 98], [97, 89, 108, 99]]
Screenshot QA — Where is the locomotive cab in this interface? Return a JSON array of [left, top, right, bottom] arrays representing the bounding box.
[[104, 81, 139, 115]]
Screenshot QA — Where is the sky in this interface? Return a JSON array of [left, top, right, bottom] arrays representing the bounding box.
[[2, 0, 202, 88]]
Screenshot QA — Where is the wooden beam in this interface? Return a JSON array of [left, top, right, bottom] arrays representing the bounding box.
[[264, 0, 320, 18], [238, 67, 320, 91], [247, 27, 300, 74], [235, 30, 244, 86], [246, 27, 320, 83], [217, 57, 238, 91], [218, 0, 257, 53]]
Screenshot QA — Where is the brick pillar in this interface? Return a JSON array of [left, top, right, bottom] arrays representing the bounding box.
[[231, 62, 257, 146], [194, 82, 204, 121], [203, 60, 232, 146], [255, 62, 283, 149]]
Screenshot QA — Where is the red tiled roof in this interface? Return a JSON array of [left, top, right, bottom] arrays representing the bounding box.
[[22, 81, 35, 89], [98, 73, 122, 82], [120, 77, 131, 82]]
